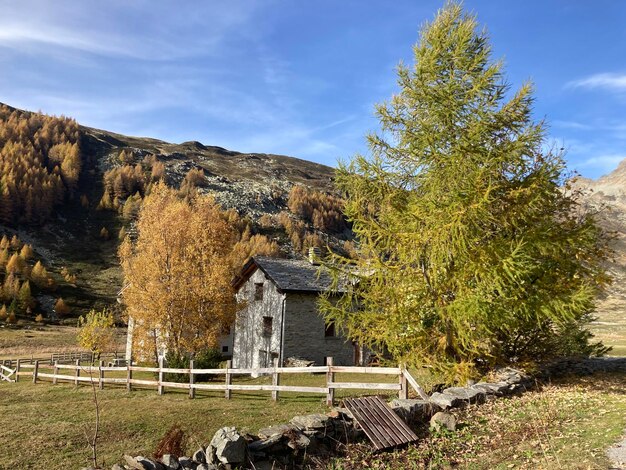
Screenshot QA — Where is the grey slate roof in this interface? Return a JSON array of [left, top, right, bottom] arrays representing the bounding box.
[[241, 256, 347, 294]]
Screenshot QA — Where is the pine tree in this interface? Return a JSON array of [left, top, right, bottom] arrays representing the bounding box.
[[19, 244, 33, 260], [0, 248, 8, 268], [54, 297, 71, 317], [321, 2, 610, 382], [99, 227, 110, 240], [18, 281, 34, 312], [5, 253, 24, 274]]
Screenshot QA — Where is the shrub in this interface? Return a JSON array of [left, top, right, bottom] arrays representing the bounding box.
[[164, 348, 222, 383], [153, 425, 187, 460]]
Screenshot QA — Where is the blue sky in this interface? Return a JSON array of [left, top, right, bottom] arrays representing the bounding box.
[[0, 1, 624, 179]]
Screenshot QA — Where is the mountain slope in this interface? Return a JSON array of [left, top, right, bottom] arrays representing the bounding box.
[[574, 162, 626, 354], [0, 103, 346, 320]]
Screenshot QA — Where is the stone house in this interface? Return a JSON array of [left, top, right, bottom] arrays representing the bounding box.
[[231, 255, 360, 368]]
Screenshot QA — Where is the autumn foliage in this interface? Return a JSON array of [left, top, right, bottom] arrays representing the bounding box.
[[0, 104, 81, 224], [287, 185, 347, 233], [120, 183, 279, 360]]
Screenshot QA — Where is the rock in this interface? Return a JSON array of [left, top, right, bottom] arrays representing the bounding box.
[[209, 426, 247, 466], [390, 399, 434, 423], [178, 457, 197, 469], [124, 455, 157, 470], [250, 461, 275, 470], [329, 407, 354, 420], [441, 386, 486, 404], [430, 411, 457, 432], [286, 431, 311, 450], [284, 357, 315, 367], [257, 424, 295, 439], [429, 392, 462, 409], [195, 464, 218, 470], [471, 382, 509, 395], [192, 448, 206, 464], [290, 414, 331, 430], [248, 433, 284, 452], [161, 454, 180, 469]]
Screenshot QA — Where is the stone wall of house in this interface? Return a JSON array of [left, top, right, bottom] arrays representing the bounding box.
[[282, 293, 355, 366], [232, 269, 285, 369]]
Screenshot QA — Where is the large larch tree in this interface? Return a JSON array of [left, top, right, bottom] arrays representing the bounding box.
[[320, 2, 610, 382]]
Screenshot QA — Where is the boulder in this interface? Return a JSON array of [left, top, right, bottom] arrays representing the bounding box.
[[209, 426, 247, 466], [471, 382, 509, 395], [430, 411, 457, 432], [160, 454, 180, 469], [285, 431, 311, 450], [177, 457, 197, 469], [257, 424, 295, 439], [124, 455, 158, 470], [248, 433, 284, 452], [441, 386, 486, 404], [192, 448, 206, 464], [390, 399, 434, 423], [290, 414, 331, 430], [429, 392, 462, 409]]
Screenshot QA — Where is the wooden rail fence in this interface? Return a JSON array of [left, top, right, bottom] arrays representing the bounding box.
[[8, 356, 426, 405]]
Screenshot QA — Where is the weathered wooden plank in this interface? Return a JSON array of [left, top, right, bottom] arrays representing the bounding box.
[[366, 396, 416, 445], [343, 396, 418, 451], [403, 368, 429, 400], [226, 384, 328, 393], [345, 398, 393, 450], [277, 366, 329, 374], [329, 382, 401, 390], [330, 366, 400, 375]]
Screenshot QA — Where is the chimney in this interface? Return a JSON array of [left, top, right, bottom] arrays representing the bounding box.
[[308, 247, 322, 265]]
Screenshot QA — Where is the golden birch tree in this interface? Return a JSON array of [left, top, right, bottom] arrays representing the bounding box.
[[119, 183, 240, 360]]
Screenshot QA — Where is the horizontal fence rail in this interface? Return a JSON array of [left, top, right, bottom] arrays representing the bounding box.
[[5, 356, 425, 405]]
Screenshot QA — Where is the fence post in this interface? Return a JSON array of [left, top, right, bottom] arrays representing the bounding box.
[[15, 359, 20, 383], [225, 360, 232, 400], [326, 357, 334, 406], [99, 360, 104, 390], [127, 361, 132, 392], [399, 366, 408, 400], [158, 357, 164, 395], [75, 359, 80, 386], [53, 361, 58, 385], [271, 357, 280, 402], [189, 359, 195, 399], [32, 360, 39, 384]]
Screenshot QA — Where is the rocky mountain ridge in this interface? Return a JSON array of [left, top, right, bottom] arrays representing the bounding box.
[[573, 162, 626, 351]]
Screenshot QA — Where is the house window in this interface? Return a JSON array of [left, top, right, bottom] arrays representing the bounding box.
[[222, 345, 229, 353], [262, 316, 273, 337], [325, 321, 335, 338], [254, 283, 264, 301]]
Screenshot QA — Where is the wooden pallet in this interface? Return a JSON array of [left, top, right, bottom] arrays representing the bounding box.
[[343, 396, 418, 451]]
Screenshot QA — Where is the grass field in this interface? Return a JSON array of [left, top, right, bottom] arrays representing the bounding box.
[[0, 372, 399, 469], [590, 305, 626, 357], [0, 324, 127, 359]]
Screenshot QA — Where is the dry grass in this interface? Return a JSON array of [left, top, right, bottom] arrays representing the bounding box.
[[590, 302, 626, 357], [324, 373, 626, 469], [0, 324, 127, 359]]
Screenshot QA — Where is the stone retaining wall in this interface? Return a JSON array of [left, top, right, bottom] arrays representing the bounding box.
[[101, 357, 626, 470]]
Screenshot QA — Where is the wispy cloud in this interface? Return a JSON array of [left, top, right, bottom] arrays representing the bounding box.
[[577, 154, 626, 170], [0, 1, 260, 60], [552, 120, 593, 131], [567, 73, 626, 91]]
